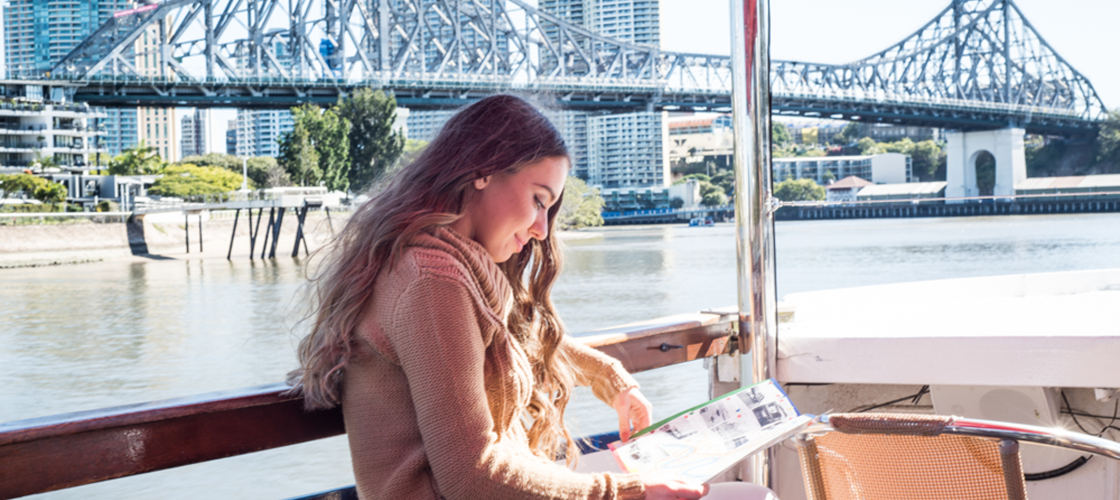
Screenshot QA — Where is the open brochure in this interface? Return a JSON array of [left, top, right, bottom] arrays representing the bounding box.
[[606, 379, 811, 482]]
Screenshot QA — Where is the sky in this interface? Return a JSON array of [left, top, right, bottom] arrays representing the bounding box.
[[206, 0, 1120, 154]]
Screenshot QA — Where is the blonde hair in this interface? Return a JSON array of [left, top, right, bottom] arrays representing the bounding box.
[[288, 94, 581, 461]]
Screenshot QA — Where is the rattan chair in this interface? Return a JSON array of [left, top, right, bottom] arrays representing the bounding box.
[[794, 412, 1120, 500]]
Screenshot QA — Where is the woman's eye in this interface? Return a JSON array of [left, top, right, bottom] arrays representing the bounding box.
[[534, 196, 545, 209]]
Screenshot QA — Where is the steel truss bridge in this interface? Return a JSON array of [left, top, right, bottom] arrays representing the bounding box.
[[47, 0, 1107, 135]]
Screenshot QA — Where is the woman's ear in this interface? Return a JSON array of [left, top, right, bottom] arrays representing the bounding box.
[[473, 175, 491, 190]]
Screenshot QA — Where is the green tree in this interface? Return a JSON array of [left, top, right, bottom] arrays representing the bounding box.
[[833, 122, 862, 145], [700, 182, 728, 206], [1096, 109, 1120, 169], [557, 176, 604, 230], [0, 173, 66, 203], [774, 178, 825, 202], [771, 122, 792, 146], [335, 88, 405, 193], [910, 140, 945, 181], [856, 137, 885, 155], [180, 153, 241, 171], [109, 142, 165, 175], [246, 156, 291, 188], [282, 104, 351, 191], [148, 164, 245, 198], [278, 116, 322, 187], [396, 139, 428, 170]]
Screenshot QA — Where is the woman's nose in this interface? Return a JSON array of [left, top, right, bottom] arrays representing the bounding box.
[[529, 211, 548, 240]]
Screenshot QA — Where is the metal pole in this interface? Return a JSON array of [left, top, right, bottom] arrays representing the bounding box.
[[731, 0, 777, 488], [184, 212, 190, 254]]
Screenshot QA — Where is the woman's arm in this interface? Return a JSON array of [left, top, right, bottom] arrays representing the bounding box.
[[383, 275, 646, 500], [560, 335, 639, 405]]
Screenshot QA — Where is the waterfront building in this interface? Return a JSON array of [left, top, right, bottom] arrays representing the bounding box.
[[587, 111, 669, 188], [598, 178, 705, 212], [825, 175, 873, 203], [668, 115, 733, 167], [773, 153, 912, 186], [180, 110, 207, 157], [4, 0, 137, 156], [0, 81, 106, 174], [856, 181, 947, 202]]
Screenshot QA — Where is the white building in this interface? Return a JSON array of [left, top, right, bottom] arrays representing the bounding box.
[[4, 0, 137, 156], [825, 175, 873, 203], [0, 81, 106, 173], [180, 109, 207, 157], [773, 153, 911, 186], [404, 110, 456, 142], [541, 0, 664, 188], [587, 111, 669, 188], [235, 109, 292, 158]]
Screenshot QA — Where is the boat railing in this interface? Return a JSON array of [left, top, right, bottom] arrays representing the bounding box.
[[0, 311, 738, 499]]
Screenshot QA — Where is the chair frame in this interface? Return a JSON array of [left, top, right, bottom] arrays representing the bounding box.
[[795, 412, 1120, 500]]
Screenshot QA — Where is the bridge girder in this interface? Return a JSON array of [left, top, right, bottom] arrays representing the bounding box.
[[50, 0, 1106, 134]]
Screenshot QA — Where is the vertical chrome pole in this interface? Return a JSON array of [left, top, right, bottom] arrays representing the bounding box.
[[731, 0, 777, 487]]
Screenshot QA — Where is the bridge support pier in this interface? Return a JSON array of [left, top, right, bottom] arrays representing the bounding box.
[[945, 128, 1026, 203]]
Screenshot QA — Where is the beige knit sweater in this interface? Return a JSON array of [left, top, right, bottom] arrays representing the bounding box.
[[342, 226, 646, 499]]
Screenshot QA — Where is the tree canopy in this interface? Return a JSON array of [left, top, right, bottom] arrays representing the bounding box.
[[147, 164, 245, 198], [109, 142, 165, 175], [0, 173, 66, 203], [557, 176, 604, 230], [774, 178, 825, 202], [335, 88, 405, 193]]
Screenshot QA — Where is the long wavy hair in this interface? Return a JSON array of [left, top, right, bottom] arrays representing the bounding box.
[[288, 94, 581, 462]]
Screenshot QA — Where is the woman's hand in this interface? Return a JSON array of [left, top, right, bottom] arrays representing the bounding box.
[[642, 477, 709, 499], [613, 386, 652, 442]]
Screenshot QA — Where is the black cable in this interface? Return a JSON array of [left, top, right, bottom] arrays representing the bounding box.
[[1024, 391, 1113, 481], [1025, 455, 1092, 481], [849, 386, 929, 413]]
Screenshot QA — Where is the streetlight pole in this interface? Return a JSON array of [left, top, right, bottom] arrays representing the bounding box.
[[241, 156, 248, 192]]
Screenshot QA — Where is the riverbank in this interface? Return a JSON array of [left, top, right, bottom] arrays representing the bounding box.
[[0, 211, 608, 268], [0, 209, 340, 269]]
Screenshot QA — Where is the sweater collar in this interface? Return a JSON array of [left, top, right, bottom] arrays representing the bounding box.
[[412, 225, 513, 317]]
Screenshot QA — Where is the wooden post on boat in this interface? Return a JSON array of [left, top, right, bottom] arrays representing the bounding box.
[[731, 0, 777, 488]]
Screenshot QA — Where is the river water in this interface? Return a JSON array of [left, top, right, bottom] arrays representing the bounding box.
[[4, 213, 1120, 498]]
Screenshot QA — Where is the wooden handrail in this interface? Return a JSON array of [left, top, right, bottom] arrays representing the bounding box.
[[0, 312, 736, 498]]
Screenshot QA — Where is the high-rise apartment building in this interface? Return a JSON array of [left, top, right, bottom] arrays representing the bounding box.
[[134, 21, 179, 162], [235, 110, 292, 158], [4, 1, 138, 156], [587, 112, 668, 188], [181, 109, 207, 157], [225, 119, 238, 155], [539, 0, 666, 188]]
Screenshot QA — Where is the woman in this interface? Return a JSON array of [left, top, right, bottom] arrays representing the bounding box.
[[288, 95, 708, 499]]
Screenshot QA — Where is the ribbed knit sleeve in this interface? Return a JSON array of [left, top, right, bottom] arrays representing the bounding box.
[[561, 335, 640, 406], [384, 275, 646, 500]]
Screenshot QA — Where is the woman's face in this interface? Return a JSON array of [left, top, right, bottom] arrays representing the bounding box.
[[456, 156, 569, 263]]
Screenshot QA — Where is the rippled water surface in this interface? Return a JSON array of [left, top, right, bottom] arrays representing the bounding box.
[[4, 213, 1120, 498]]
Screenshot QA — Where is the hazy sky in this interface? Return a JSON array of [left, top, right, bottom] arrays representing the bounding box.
[[661, 0, 1119, 108], [208, 0, 1120, 154]]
